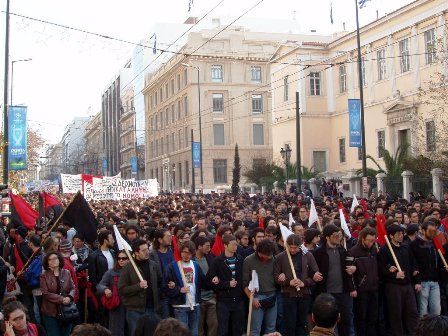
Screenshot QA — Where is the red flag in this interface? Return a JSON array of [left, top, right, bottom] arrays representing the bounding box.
[[172, 236, 181, 261], [211, 233, 224, 256], [10, 193, 38, 230], [258, 216, 265, 229], [360, 199, 371, 219], [41, 192, 64, 218], [441, 218, 448, 234], [376, 214, 387, 246], [434, 236, 446, 255]]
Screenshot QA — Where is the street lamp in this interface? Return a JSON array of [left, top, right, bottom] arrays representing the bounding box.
[[11, 58, 32, 105], [181, 62, 203, 192], [280, 144, 292, 192]]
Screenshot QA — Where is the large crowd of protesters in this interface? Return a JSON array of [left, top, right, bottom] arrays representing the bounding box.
[[1, 188, 448, 336]]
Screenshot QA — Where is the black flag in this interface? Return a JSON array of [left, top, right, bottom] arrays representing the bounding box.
[[62, 192, 98, 244]]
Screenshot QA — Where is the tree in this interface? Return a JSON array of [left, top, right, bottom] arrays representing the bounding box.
[[231, 144, 241, 194], [357, 143, 409, 178]]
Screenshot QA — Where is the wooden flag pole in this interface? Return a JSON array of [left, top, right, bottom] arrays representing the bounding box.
[[437, 249, 448, 269], [316, 218, 322, 232], [384, 235, 402, 273], [284, 243, 300, 292], [246, 290, 255, 336], [46, 191, 80, 235], [177, 260, 194, 311]]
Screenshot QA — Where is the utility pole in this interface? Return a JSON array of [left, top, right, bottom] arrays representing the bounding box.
[[295, 92, 302, 192], [191, 129, 195, 193], [2, 0, 10, 185]]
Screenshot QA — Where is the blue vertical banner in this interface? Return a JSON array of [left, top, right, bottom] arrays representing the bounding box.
[[348, 99, 362, 147], [130, 156, 137, 174], [8, 106, 28, 170], [102, 159, 107, 175], [192, 142, 201, 168]]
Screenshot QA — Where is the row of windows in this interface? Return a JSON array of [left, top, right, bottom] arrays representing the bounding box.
[[149, 127, 190, 159], [297, 28, 438, 97], [337, 122, 436, 164], [212, 124, 265, 146], [212, 93, 263, 114], [211, 65, 263, 83], [150, 97, 188, 131]]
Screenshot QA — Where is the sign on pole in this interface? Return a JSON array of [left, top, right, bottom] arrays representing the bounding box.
[[8, 106, 28, 170], [348, 99, 362, 148], [193, 142, 201, 168], [130, 156, 137, 174]]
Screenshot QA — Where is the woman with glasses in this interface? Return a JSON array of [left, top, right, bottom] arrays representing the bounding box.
[[2, 298, 46, 336], [97, 250, 129, 336], [40, 251, 75, 336]]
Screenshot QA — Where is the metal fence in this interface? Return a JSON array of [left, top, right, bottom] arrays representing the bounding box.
[[412, 176, 433, 198], [385, 178, 403, 198]]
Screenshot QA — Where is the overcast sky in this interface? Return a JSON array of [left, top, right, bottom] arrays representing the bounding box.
[[0, 0, 413, 144]]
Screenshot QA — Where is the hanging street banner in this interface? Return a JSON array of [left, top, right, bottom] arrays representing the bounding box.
[[60, 174, 82, 193], [8, 106, 28, 170], [348, 99, 362, 147], [193, 142, 201, 168], [131, 156, 138, 174]]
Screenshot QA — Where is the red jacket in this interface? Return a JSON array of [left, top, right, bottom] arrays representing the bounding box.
[[63, 257, 79, 302]]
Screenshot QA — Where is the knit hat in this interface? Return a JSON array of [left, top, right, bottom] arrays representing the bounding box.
[[16, 226, 28, 239], [59, 239, 72, 253]]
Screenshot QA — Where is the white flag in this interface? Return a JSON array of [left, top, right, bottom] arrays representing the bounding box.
[[248, 270, 259, 292], [280, 223, 294, 242], [113, 225, 132, 251], [288, 213, 296, 229], [350, 194, 359, 213], [309, 199, 319, 225], [339, 209, 352, 239]]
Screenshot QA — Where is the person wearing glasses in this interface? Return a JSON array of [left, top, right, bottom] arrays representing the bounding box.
[[97, 250, 130, 336]]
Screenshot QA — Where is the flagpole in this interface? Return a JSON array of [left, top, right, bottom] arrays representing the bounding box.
[[384, 235, 402, 273], [355, 0, 367, 192], [46, 191, 79, 235], [284, 242, 300, 292], [246, 290, 255, 336]]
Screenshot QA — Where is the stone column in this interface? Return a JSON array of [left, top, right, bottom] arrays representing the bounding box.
[[376, 172, 387, 197], [402, 170, 414, 202], [431, 168, 444, 201], [261, 186, 266, 194], [348, 170, 361, 197], [309, 178, 318, 197]]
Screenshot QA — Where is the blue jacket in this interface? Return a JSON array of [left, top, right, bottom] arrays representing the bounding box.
[[164, 260, 206, 306], [24, 252, 43, 289]]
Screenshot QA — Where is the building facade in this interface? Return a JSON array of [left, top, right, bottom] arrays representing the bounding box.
[[84, 112, 103, 175], [271, 0, 448, 177], [143, 26, 324, 191], [119, 86, 136, 179], [61, 117, 91, 174]]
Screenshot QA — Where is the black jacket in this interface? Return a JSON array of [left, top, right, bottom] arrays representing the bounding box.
[[0, 258, 8, 304], [206, 252, 244, 302], [88, 248, 115, 289], [348, 243, 379, 292], [410, 237, 442, 282], [378, 242, 420, 285], [312, 244, 355, 294]]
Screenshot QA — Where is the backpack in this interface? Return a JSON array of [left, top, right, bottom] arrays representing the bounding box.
[[24, 254, 43, 289]]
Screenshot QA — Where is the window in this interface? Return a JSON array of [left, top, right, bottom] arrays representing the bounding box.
[[178, 129, 182, 149], [253, 124, 264, 145], [160, 111, 164, 129], [184, 96, 188, 117], [251, 66, 262, 83], [160, 138, 164, 155], [177, 74, 181, 91], [212, 93, 224, 113], [312, 151, 327, 172], [155, 92, 158, 106], [159, 88, 163, 102], [424, 29, 436, 64], [171, 105, 175, 123], [284, 76, 289, 101], [252, 94, 263, 114], [185, 161, 189, 185], [426, 120, 436, 151], [339, 65, 347, 93], [399, 38, 410, 73], [150, 117, 154, 131], [171, 79, 175, 95], [171, 133, 175, 151], [213, 159, 227, 183], [213, 124, 225, 145], [339, 138, 346, 163], [377, 130, 385, 158], [165, 109, 169, 126], [377, 49, 387, 80], [211, 65, 223, 82], [165, 135, 169, 153], [165, 83, 169, 99], [185, 127, 188, 148], [310, 72, 321, 96], [150, 141, 153, 158], [183, 68, 188, 86], [155, 114, 158, 131], [177, 100, 181, 119]]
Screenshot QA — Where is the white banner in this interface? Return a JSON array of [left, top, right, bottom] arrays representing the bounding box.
[[60, 174, 82, 194], [61, 174, 158, 200]]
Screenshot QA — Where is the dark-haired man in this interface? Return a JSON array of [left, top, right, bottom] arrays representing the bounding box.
[[88, 230, 115, 291], [241, 227, 265, 259], [207, 234, 245, 336], [243, 239, 277, 336], [310, 293, 340, 336], [118, 239, 162, 336]]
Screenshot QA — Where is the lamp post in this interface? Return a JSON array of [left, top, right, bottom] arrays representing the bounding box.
[[11, 58, 32, 105], [280, 144, 292, 192], [181, 63, 203, 191]]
